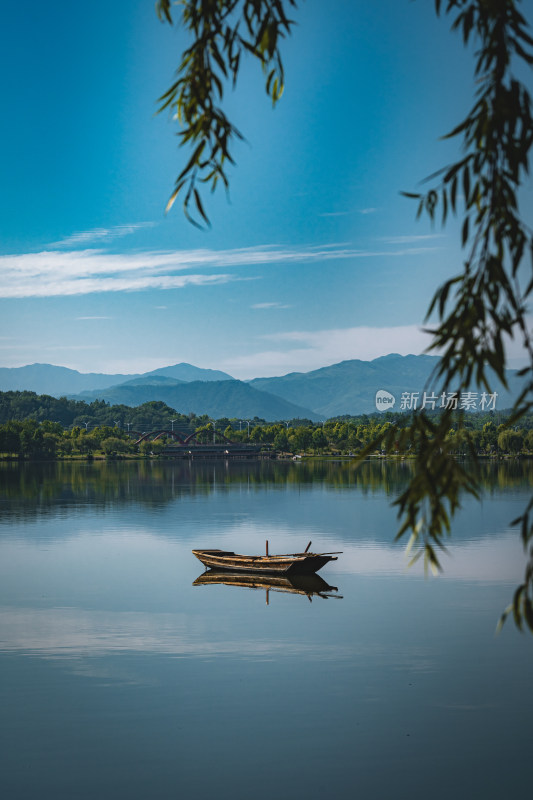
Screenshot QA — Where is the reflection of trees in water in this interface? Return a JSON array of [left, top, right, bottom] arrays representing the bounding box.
[[0, 458, 531, 520]]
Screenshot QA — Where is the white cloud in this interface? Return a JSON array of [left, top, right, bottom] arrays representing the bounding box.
[[381, 234, 444, 244], [0, 248, 238, 298], [222, 319, 533, 379], [251, 302, 292, 310], [50, 222, 157, 248], [0, 242, 439, 299], [222, 324, 432, 378], [261, 325, 428, 348]]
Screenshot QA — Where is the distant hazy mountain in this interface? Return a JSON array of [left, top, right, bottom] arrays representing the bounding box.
[[0, 355, 522, 418], [0, 363, 140, 396], [145, 363, 233, 382], [249, 354, 522, 416], [74, 380, 321, 421], [117, 376, 186, 388], [0, 362, 233, 396]]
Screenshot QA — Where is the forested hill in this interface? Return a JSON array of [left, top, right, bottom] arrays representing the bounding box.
[[0, 388, 318, 428], [248, 354, 523, 415], [73, 379, 320, 421], [0, 392, 198, 430]]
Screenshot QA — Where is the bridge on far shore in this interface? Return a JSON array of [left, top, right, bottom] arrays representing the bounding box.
[[126, 429, 271, 460]]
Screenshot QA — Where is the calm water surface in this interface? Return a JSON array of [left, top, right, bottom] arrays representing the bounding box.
[[0, 459, 531, 799]]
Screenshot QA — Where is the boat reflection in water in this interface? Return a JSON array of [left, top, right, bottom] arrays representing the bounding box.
[[193, 570, 343, 604]]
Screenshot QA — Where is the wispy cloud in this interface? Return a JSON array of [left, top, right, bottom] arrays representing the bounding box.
[[0, 242, 439, 299], [50, 222, 157, 248], [380, 234, 444, 245], [319, 210, 350, 217], [262, 324, 430, 349], [223, 319, 532, 379], [359, 208, 377, 215], [251, 302, 292, 310], [0, 249, 239, 298], [222, 324, 433, 378], [75, 316, 113, 320]]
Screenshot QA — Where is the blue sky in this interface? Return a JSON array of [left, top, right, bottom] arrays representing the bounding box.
[[1, 0, 531, 378]]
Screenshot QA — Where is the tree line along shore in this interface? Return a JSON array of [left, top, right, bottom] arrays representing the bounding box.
[[0, 391, 532, 460]]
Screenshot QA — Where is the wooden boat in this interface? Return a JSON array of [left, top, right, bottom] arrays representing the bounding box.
[[192, 540, 341, 575], [193, 570, 342, 602]]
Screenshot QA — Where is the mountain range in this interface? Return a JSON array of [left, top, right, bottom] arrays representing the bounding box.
[[248, 354, 522, 417], [0, 362, 232, 396], [75, 378, 320, 422], [0, 355, 522, 419]]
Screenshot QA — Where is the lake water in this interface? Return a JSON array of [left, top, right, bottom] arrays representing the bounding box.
[[0, 459, 531, 799]]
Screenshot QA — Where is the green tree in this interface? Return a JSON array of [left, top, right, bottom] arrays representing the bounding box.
[[498, 429, 524, 454], [156, 0, 533, 631], [273, 429, 289, 452], [139, 439, 165, 456], [151, 439, 166, 456], [480, 421, 497, 453], [250, 425, 266, 443], [292, 426, 312, 453], [194, 424, 214, 443], [312, 427, 328, 453], [76, 432, 101, 457], [101, 437, 129, 457], [139, 440, 153, 456], [19, 421, 44, 459], [0, 421, 22, 455], [40, 432, 59, 459], [57, 436, 73, 457]]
